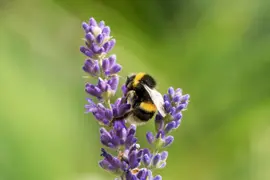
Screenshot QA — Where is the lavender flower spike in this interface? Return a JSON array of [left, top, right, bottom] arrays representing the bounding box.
[[81, 17, 190, 180], [146, 87, 190, 149]]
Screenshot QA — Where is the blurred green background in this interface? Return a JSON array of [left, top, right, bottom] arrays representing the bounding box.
[[1, 0, 270, 179]]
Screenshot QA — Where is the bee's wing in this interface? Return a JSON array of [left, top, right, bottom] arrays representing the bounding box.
[[142, 84, 166, 117]]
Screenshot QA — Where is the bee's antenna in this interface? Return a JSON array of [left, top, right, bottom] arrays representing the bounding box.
[[109, 74, 125, 79], [118, 75, 124, 79]]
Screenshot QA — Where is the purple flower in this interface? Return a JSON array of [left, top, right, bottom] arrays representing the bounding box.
[[141, 149, 168, 169], [102, 55, 122, 76], [81, 17, 121, 78], [99, 144, 143, 177], [83, 59, 100, 77], [81, 18, 115, 57], [81, 17, 190, 180], [146, 87, 189, 150], [85, 98, 130, 126], [85, 76, 119, 99], [100, 122, 137, 149]]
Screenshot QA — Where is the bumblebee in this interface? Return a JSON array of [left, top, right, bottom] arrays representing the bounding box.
[[113, 72, 166, 125]]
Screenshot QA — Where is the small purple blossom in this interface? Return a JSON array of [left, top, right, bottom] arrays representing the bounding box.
[[81, 17, 190, 180], [100, 122, 137, 149], [81, 17, 115, 58], [85, 98, 130, 126]]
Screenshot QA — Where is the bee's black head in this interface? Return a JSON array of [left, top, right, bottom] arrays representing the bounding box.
[[125, 74, 136, 90]]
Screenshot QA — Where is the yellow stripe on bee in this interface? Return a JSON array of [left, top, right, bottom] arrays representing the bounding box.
[[140, 102, 157, 112], [133, 72, 146, 87]]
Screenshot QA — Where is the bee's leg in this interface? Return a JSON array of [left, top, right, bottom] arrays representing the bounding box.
[[109, 110, 133, 127], [123, 90, 136, 103], [109, 91, 136, 127]]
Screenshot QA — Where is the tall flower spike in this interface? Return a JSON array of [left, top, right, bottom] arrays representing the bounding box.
[[81, 17, 190, 180]]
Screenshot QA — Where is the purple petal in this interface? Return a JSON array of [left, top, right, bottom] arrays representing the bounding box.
[[152, 154, 161, 167], [114, 120, 126, 129], [85, 32, 95, 42], [102, 26, 111, 36], [128, 151, 138, 169], [96, 33, 104, 44], [102, 59, 110, 72], [92, 64, 100, 76], [143, 154, 151, 167], [100, 148, 121, 169], [118, 104, 131, 116], [110, 64, 122, 74], [129, 144, 138, 154], [94, 86, 102, 94], [99, 20, 105, 29], [108, 76, 119, 91], [143, 148, 151, 156], [160, 151, 168, 161], [116, 127, 127, 144], [111, 135, 120, 147], [101, 134, 112, 146], [125, 136, 137, 148], [85, 84, 101, 97], [168, 87, 174, 97], [173, 95, 181, 103], [164, 101, 171, 113], [89, 17, 97, 26], [82, 22, 90, 32], [103, 42, 110, 52], [80, 46, 93, 57], [97, 78, 107, 91], [181, 94, 190, 102], [146, 132, 154, 144], [164, 122, 176, 134], [92, 44, 101, 53], [82, 59, 93, 74], [137, 150, 143, 158], [99, 160, 113, 171], [163, 94, 170, 102], [137, 168, 147, 179], [102, 119, 110, 125], [94, 113, 104, 121], [153, 175, 162, 180], [175, 104, 186, 112], [108, 55, 116, 67], [105, 109, 113, 120], [85, 98, 96, 112], [156, 131, 165, 139], [104, 39, 115, 52], [164, 136, 174, 147], [170, 107, 176, 114], [173, 112, 182, 121], [128, 125, 136, 136], [112, 107, 119, 117], [97, 103, 105, 110], [155, 113, 163, 121], [100, 127, 111, 137]]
